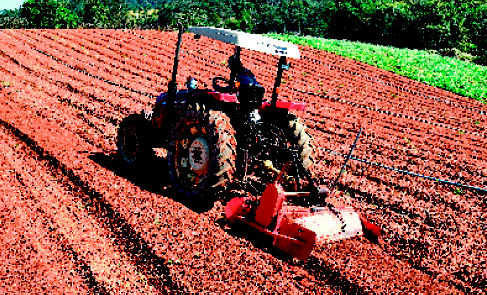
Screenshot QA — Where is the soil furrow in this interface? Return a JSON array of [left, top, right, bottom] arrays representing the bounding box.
[[0, 153, 96, 294], [0, 125, 159, 294], [13, 29, 161, 98], [1, 31, 150, 120]]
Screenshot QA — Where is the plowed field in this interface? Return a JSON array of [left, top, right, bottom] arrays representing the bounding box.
[[0, 29, 486, 294]]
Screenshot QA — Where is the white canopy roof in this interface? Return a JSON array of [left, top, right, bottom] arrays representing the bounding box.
[[188, 27, 300, 59]]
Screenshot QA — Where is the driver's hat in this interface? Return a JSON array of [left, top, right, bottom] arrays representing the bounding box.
[[228, 54, 241, 69]]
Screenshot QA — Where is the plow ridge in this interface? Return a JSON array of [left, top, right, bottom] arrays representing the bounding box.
[[0, 117, 183, 294], [300, 55, 485, 114], [0, 160, 107, 294], [301, 89, 486, 139]]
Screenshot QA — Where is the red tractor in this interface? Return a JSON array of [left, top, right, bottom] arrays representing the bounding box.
[[117, 25, 315, 202], [116, 25, 380, 261]]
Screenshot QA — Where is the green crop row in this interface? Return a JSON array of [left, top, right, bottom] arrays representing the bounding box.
[[269, 34, 487, 103]]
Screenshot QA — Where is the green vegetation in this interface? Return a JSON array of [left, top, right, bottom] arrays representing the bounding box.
[[453, 187, 464, 196], [0, 8, 27, 28], [268, 33, 487, 103], [20, 0, 78, 28], [1, 0, 130, 29]]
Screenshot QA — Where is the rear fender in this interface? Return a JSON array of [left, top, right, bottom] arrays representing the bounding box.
[[261, 101, 306, 111], [183, 91, 238, 110], [206, 91, 238, 103]]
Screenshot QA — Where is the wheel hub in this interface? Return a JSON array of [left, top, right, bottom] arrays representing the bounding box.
[[189, 137, 210, 175]]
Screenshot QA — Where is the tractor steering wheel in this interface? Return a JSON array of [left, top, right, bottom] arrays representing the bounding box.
[[212, 76, 233, 93]]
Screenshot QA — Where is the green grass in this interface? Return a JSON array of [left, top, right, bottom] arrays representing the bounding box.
[[267, 34, 487, 103]]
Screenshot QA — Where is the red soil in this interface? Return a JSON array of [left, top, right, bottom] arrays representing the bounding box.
[[0, 29, 485, 294]]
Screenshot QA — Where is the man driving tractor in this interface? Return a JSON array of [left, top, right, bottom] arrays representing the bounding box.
[[212, 51, 261, 95]]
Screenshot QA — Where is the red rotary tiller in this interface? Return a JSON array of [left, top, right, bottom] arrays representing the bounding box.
[[225, 129, 382, 262]]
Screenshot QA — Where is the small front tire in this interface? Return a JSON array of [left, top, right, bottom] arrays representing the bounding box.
[[116, 114, 153, 166]]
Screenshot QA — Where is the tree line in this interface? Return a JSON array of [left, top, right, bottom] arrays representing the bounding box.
[[1, 0, 486, 65]]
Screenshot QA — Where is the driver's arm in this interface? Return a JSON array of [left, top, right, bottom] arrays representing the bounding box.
[[213, 76, 234, 93]]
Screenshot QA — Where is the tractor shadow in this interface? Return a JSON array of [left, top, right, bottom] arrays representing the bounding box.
[[88, 151, 215, 213], [88, 151, 170, 195], [213, 215, 296, 262], [303, 256, 367, 294], [214, 215, 366, 293]]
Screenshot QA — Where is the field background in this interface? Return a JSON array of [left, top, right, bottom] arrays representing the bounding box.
[[2, 0, 487, 66], [0, 29, 486, 293]]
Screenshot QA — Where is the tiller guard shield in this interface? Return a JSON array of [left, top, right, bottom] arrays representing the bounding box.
[[225, 183, 364, 262]]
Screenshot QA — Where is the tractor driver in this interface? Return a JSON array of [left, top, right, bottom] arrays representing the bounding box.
[[214, 53, 261, 94], [228, 54, 260, 89]]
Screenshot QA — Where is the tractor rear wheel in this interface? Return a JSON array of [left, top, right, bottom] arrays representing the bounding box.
[[288, 117, 314, 174], [168, 103, 237, 201], [116, 114, 153, 165], [276, 116, 315, 192]]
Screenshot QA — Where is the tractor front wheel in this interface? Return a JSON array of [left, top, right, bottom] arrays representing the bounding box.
[[168, 103, 237, 201], [116, 114, 153, 165]]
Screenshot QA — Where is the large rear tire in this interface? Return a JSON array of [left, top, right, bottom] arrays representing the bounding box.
[[167, 103, 237, 201], [288, 117, 314, 174], [272, 116, 315, 192], [116, 114, 153, 165], [283, 116, 316, 202]]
